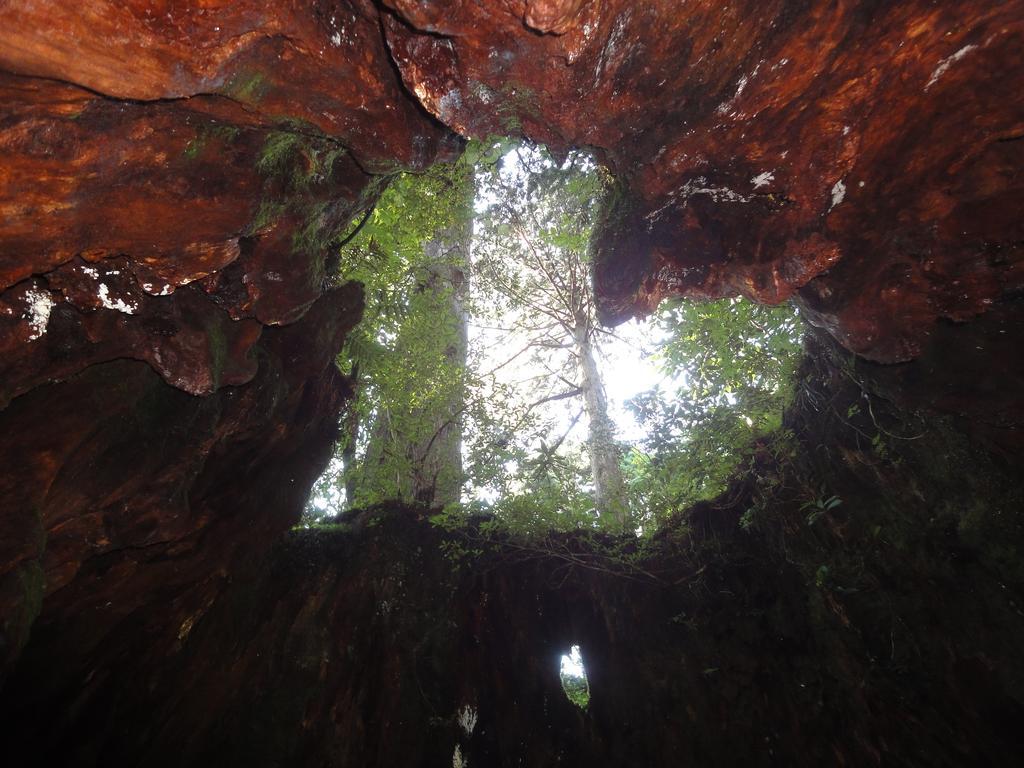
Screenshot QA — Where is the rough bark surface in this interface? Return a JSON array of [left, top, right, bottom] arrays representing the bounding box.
[[0, 1, 1022, 766]]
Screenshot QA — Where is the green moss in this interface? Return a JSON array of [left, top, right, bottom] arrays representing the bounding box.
[[183, 137, 205, 160], [257, 130, 304, 177], [292, 200, 346, 258], [592, 173, 633, 245], [494, 83, 540, 134], [184, 123, 243, 160], [246, 122, 353, 247], [257, 122, 347, 186], [206, 321, 229, 389], [245, 199, 284, 236], [223, 70, 269, 104]]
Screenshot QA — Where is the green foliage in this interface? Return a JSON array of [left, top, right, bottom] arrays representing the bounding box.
[[293, 518, 353, 535], [327, 147, 482, 511], [475, 448, 601, 533], [559, 645, 591, 709], [803, 488, 843, 526], [560, 673, 590, 709], [626, 298, 803, 528], [337, 163, 475, 286], [438, 539, 485, 573], [463, 144, 629, 528]]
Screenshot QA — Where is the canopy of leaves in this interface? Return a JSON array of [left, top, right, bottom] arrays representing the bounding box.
[[626, 298, 803, 528]]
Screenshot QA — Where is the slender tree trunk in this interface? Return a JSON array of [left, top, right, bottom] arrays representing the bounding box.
[[572, 319, 630, 529]]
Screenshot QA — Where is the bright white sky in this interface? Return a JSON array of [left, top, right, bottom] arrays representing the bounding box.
[[560, 644, 587, 679], [595, 317, 668, 442]]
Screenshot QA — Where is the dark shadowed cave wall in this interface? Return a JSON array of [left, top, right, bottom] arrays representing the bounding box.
[[1, 1, 1023, 766]]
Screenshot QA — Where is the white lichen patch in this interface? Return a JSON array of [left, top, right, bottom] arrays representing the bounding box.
[[23, 288, 56, 341], [716, 73, 749, 115], [751, 171, 775, 189], [645, 176, 755, 224], [680, 178, 753, 204], [829, 179, 847, 210], [457, 705, 478, 736], [472, 81, 495, 105], [925, 44, 979, 90], [97, 283, 138, 315], [681, 177, 752, 204], [438, 89, 463, 123]]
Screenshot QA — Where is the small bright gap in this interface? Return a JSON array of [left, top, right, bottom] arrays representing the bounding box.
[[559, 645, 590, 709]]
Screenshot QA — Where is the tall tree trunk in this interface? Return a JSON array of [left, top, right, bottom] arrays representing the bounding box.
[[408, 219, 470, 507], [572, 319, 630, 529], [341, 363, 361, 510], [361, 177, 472, 509]]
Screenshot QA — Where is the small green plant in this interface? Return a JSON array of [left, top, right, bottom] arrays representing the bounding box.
[[739, 507, 758, 531], [439, 539, 483, 568], [871, 431, 889, 459], [803, 487, 842, 525], [561, 675, 590, 708], [814, 564, 831, 588]]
